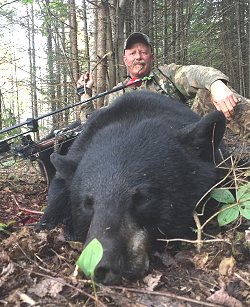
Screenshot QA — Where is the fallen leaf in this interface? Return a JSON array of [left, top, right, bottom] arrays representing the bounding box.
[[143, 273, 162, 291], [245, 228, 250, 243], [29, 278, 64, 298], [218, 256, 236, 276], [207, 288, 243, 307], [18, 292, 36, 306], [0, 263, 15, 287], [193, 252, 209, 269]]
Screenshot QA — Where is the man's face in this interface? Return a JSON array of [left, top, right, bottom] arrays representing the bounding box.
[[123, 42, 153, 78]]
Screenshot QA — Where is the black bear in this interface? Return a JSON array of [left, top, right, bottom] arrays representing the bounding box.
[[37, 120, 83, 184], [37, 90, 226, 284]]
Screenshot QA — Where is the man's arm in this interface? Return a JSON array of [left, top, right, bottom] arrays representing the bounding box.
[[77, 71, 94, 100], [77, 72, 95, 117], [210, 80, 238, 119], [164, 63, 238, 120]]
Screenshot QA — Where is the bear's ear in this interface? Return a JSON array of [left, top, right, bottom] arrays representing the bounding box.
[[50, 153, 78, 180], [177, 111, 226, 161]]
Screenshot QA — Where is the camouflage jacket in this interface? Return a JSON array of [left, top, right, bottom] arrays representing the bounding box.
[[106, 63, 229, 106], [81, 63, 250, 137]]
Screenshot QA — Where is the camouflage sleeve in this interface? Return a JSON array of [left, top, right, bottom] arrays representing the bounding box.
[[79, 92, 95, 119], [105, 82, 126, 106], [160, 63, 230, 99]]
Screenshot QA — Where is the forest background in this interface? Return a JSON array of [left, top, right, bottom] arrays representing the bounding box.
[[0, 0, 249, 141]]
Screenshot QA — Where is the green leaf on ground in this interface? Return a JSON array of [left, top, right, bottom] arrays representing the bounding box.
[[211, 188, 235, 204], [237, 183, 250, 201], [217, 204, 239, 226], [239, 201, 250, 219], [76, 238, 103, 277]]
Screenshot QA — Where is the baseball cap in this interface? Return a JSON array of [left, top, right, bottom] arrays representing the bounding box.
[[124, 32, 152, 52]]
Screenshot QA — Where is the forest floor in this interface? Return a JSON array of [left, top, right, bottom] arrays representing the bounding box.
[[0, 132, 250, 307]]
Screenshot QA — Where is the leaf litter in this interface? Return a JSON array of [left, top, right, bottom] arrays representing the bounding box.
[[0, 138, 250, 307]]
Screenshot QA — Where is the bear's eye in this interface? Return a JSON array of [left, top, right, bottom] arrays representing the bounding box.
[[132, 188, 144, 205], [84, 195, 94, 209], [131, 188, 151, 215], [131, 186, 152, 209]]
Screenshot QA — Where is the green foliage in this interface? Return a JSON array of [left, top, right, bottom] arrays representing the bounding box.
[[0, 109, 21, 141], [39, 0, 69, 37], [210, 189, 236, 204], [0, 157, 16, 168], [217, 204, 240, 226], [211, 183, 250, 226], [187, 1, 223, 67], [0, 221, 14, 234], [76, 238, 103, 278], [20, 0, 34, 4], [1, 109, 16, 127], [0, 222, 8, 231]]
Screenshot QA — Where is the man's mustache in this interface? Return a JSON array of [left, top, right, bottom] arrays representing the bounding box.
[[127, 60, 146, 68]]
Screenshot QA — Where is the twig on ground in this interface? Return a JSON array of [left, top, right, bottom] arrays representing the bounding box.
[[234, 272, 250, 288], [14, 262, 107, 307], [193, 211, 202, 252], [158, 237, 231, 245], [11, 194, 43, 215], [108, 286, 223, 307]]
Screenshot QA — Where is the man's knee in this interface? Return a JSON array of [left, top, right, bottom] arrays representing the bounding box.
[[228, 95, 250, 138]]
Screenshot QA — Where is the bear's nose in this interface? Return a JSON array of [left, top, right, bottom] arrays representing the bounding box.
[[94, 258, 123, 285]]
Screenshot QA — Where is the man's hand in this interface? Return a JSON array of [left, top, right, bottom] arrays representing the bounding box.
[[77, 71, 94, 90], [210, 80, 238, 120]]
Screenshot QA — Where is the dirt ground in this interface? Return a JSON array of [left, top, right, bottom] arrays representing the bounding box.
[[0, 135, 250, 307]]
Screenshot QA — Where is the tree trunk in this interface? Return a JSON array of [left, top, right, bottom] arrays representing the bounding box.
[[108, 0, 117, 89], [96, 0, 107, 108], [0, 89, 2, 130], [61, 21, 70, 125], [249, 0, 250, 97], [30, 4, 39, 139], [106, 2, 116, 89], [235, 0, 244, 95], [115, 0, 127, 82], [171, 0, 177, 62], [81, 0, 90, 71], [69, 0, 80, 118], [45, 0, 57, 127]]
